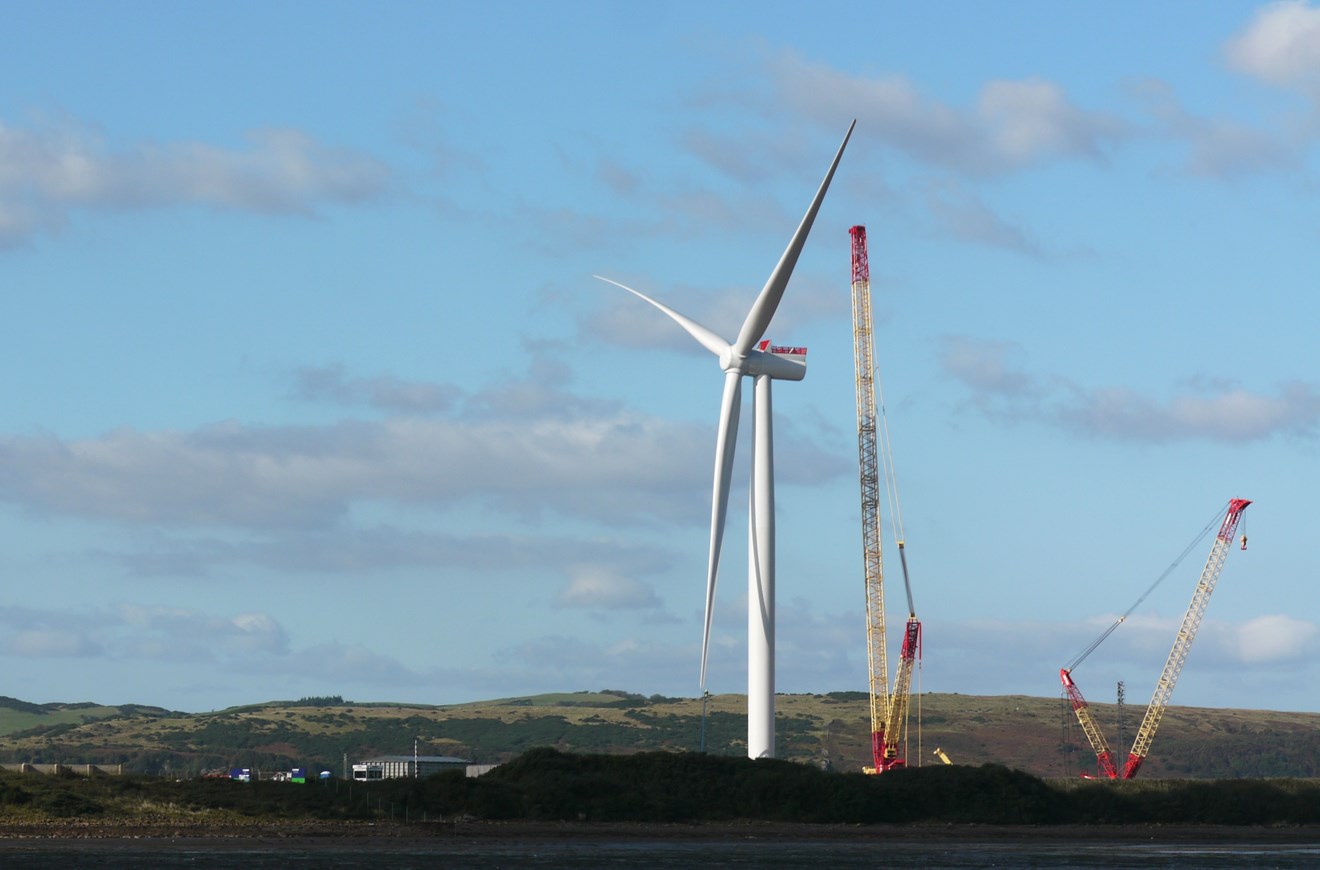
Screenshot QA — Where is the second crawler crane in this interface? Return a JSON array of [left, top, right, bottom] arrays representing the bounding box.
[[1061, 498, 1251, 779]]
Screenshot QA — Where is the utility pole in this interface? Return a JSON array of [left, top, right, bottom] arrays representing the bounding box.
[[1116, 680, 1127, 774]]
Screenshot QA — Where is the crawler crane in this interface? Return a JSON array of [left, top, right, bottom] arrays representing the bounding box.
[[1060, 498, 1250, 779], [850, 225, 922, 773]]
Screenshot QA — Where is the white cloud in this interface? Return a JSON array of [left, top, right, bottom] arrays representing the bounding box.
[[1232, 614, 1320, 663], [0, 119, 390, 246], [1225, 1, 1320, 89], [554, 566, 663, 611], [978, 78, 1113, 165], [226, 613, 290, 656]]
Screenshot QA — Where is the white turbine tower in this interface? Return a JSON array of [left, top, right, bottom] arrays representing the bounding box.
[[598, 120, 854, 759]]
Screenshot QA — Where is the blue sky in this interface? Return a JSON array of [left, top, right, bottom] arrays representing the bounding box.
[[1, 1, 1316, 715]]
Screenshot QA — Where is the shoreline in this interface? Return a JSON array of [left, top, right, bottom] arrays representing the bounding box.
[[3, 819, 1320, 848]]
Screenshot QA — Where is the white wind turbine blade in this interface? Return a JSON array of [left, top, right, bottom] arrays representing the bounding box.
[[701, 368, 742, 688], [732, 120, 856, 357], [594, 276, 729, 357]]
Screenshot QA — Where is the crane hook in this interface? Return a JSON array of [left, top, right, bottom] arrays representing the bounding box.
[[1240, 534, 1248, 551]]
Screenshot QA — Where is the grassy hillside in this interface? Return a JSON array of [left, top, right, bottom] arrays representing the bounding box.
[[1, 690, 1316, 779], [0, 697, 178, 743]]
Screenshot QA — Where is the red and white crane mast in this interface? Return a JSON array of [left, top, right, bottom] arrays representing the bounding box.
[[850, 225, 890, 771]]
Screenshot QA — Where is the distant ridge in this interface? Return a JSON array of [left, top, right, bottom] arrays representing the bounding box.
[[2, 691, 1317, 779]]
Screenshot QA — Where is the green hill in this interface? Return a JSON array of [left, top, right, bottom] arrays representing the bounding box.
[[1, 691, 1316, 779]]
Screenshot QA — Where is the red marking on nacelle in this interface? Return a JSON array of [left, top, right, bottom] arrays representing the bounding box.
[[756, 339, 807, 355]]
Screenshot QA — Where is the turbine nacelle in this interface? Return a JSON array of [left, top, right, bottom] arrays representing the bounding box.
[[725, 340, 807, 381]]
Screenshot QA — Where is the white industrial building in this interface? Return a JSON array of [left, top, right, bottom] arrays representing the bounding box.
[[351, 755, 470, 780]]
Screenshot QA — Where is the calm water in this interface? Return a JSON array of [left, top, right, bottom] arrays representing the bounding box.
[[2, 840, 1318, 868]]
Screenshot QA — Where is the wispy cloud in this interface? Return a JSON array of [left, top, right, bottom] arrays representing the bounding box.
[[939, 335, 1320, 443], [1130, 79, 1305, 179], [0, 415, 708, 528], [919, 179, 1042, 256], [0, 118, 390, 247], [1119, 2, 1320, 180], [492, 634, 698, 696], [291, 364, 459, 414], [0, 603, 431, 691], [0, 367, 714, 529], [5, 629, 102, 658], [104, 526, 673, 587], [763, 51, 1127, 177], [235, 641, 420, 686], [0, 607, 105, 658], [680, 50, 1121, 256], [0, 604, 288, 663]]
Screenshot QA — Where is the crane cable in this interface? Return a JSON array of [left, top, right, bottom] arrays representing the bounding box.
[[916, 652, 923, 766], [877, 346, 925, 771], [875, 329, 924, 772], [874, 365, 915, 616], [1064, 499, 1232, 674]]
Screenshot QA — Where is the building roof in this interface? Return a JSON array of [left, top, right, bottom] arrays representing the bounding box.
[[358, 755, 470, 764]]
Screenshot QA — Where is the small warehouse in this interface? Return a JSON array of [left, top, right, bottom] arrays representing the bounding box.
[[351, 755, 470, 780]]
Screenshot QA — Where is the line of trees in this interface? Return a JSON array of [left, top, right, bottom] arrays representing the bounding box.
[[4, 749, 1320, 826]]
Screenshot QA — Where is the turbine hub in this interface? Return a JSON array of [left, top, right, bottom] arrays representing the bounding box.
[[719, 346, 746, 373]]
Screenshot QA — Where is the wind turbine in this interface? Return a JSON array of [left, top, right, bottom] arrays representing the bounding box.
[[597, 120, 854, 759]]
